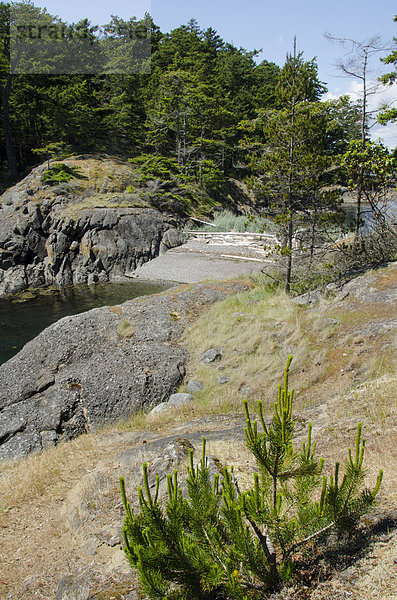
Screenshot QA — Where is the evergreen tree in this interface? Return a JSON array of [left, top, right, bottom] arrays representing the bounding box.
[[1, 7, 282, 186], [244, 40, 339, 292], [120, 357, 382, 600]]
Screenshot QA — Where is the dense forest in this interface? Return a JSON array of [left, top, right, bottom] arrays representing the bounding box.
[[0, 3, 371, 183], [0, 6, 280, 179]]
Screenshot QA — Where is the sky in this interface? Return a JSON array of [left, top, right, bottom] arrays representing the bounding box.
[[31, 0, 397, 147]]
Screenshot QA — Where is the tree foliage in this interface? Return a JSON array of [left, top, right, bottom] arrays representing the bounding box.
[[0, 4, 281, 183], [1, 3, 393, 279], [340, 139, 396, 225], [120, 357, 383, 600], [378, 15, 397, 124]]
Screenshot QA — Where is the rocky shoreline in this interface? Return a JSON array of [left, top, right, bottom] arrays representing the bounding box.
[[0, 280, 249, 461], [0, 159, 185, 296]]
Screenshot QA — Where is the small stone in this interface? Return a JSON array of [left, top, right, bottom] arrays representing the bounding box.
[[292, 290, 321, 305], [186, 380, 204, 393], [239, 386, 251, 396], [217, 376, 229, 384], [325, 318, 338, 326], [168, 393, 193, 407], [325, 282, 339, 293], [107, 535, 119, 547], [336, 290, 349, 301], [40, 430, 57, 449], [338, 566, 357, 582], [82, 537, 98, 556], [201, 347, 223, 363], [149, 394, 193, 416], [97, 529, 121, 547], [149, 403, 168, 416], [55, 574, 91, 600]]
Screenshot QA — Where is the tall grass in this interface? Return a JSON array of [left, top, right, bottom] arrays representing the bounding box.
[[188, 209, 271, 233]]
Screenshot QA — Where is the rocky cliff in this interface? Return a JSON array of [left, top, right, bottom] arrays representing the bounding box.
[[0, 156, 185, 296], [0, 280, 249, 461]]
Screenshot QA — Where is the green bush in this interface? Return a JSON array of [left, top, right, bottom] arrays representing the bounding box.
[[129, 154, 181, 182], [42, 163, 84, 185], [120, 357, 383, 599]]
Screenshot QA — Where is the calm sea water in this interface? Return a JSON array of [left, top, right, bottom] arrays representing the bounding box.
[[0, 280, 172, 365], [343, 199, 397, 229]]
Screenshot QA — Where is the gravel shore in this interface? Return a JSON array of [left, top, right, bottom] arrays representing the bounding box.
[[132, 238, 270, 283]]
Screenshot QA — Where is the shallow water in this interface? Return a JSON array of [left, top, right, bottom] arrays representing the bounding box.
[[0, 280, 173, 365]]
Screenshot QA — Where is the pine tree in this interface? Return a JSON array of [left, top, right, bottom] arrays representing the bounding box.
[[120, 357, 383, 600], [241, 39, 339, 293]]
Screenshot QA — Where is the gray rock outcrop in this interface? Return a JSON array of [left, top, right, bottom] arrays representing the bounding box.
[[0, 281, 248, 461], [0, 159, 185, 296]]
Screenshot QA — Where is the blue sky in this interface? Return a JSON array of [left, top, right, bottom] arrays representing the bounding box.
[[32, 0, 397, 146]]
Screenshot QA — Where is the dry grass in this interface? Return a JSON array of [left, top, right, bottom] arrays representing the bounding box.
[[114, 274, 396, 437], [178, 282, 395, 413], [64, 193, 150, 216], [179, 287, 309, 410], [337, 374, 397, 427], [0, 434, 97, 520]]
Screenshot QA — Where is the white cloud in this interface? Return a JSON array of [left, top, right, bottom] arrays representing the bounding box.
[[371, 124, 397, 144]]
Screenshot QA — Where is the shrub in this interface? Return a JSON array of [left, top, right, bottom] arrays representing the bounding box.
[[42, 163, 84, 185], [128, 154, 181, 182], [335, 221, 397, 271], [188, 209, 263, 233], [120, 357, 383, 599]]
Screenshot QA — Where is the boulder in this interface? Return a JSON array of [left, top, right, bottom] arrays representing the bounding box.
[[0, 280, 248, 461], [201, 347, 224, 363], [168, 393, 193, 407], [149, 392, 194, 416], [186, 380, 204, 393]]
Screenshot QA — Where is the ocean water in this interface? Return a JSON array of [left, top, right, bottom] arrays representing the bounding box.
[[0, 280, 173, 365]]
